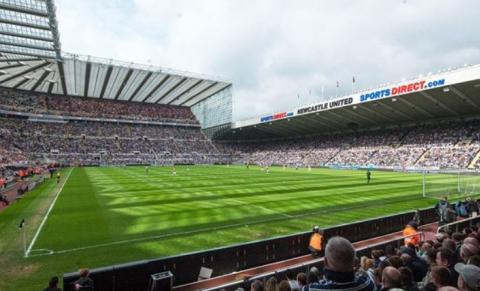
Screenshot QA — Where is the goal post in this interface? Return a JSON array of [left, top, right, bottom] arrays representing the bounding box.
[[421, 168, 480, 199]]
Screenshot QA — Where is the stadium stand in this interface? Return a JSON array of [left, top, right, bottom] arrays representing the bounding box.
[[0, 88, 199, 124], [1, 1, 477, 291], [0, 88, 231, 166], [2, 87, 480, 170], [219, 119, 480, 170], [0, 116, 224, 166], [258, 225, 480, 291]]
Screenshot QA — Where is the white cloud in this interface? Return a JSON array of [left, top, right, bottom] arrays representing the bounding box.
[[55, 0, 480, 121]]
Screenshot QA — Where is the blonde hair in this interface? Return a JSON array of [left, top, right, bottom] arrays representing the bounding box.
[[360, 256, 374, 270], [79, 268, 90, 277]]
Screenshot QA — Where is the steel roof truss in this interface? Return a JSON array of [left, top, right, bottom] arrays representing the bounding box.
[[397, 98, 434, 118], [449, 86, 480, 110], [419, 91, 459, 116], [127, 71, 152, 102], [189, 83, 231, 107], [375, 102, 415, 121]]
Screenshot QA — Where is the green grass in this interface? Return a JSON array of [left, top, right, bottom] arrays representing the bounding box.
[[0, 165, 478, 290]]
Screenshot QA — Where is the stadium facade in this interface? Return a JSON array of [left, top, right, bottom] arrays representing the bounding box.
[[1, 0, 480, 170], [2, 0, 480, 140], [222, 65, 480, 139], [0, 0, 233, 137], [2, 2, 480, 291]]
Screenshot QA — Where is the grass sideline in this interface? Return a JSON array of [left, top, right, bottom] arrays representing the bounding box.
[[0, 165, 477, 290]]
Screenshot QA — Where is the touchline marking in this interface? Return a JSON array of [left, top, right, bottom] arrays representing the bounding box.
[[30, 181, 445, 258], [25, 168, 73, 258], [31, 214, 292, 257]]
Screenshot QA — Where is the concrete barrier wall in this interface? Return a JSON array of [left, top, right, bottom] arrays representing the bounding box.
[[64, 208, 438, 291]]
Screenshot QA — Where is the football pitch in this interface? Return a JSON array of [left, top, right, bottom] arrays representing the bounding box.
[[1, 165, 478, 290]]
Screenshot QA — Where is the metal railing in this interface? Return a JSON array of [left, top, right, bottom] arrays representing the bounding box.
[[201, 232, 426, 291], [437, 215, 480, 233]]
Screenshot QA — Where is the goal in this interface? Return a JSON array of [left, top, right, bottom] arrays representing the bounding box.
[[422, 169, 480, 199]]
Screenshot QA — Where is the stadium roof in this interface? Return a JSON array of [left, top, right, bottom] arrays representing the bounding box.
[[0, 52, 231, 106], [0, 0, 60, 59], [218, 64, 480, 140], [0, 0, 231, 106]]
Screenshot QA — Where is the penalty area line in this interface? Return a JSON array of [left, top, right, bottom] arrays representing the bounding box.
[[25, 168, 73, 258]]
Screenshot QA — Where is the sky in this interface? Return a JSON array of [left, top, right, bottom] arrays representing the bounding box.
[[55, 0, 480, 121]]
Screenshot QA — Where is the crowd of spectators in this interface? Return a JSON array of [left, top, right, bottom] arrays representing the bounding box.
[[365, 225, 480, 291], [2, 88, 480, 170], [416, 146, 479, 169], [0, 115, 226, 166], [243, 224, 480, 291], [221, 119, 480, 170], [222, 134, 355, 167], [0, 88, 198, 124], [3, 116, 480, 169]]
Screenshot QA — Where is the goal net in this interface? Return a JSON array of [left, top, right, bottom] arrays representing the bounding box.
[[422, 169, 480, 199]]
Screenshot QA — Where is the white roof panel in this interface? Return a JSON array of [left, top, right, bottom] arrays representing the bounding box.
[[161, 78, 199, 105], [133, 72, 167, 102], [0, 53, 231, 107], [117, 69, 143, 101], [147, 75, 183, 103], [184, 82, 230, 106], [170, 80, 214, 106]]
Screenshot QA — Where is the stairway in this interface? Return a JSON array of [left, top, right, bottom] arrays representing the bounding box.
[[324, 148, 342, 165], [468, 149, 480, 169], [413, 148, 429, 166]]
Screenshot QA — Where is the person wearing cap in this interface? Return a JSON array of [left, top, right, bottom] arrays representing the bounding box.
[[454, 263, 480, 291], [403, 221, 420, 247], [309, 226, 324, 257]]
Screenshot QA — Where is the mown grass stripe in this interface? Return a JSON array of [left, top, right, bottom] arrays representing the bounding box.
[[25, 168, 72, 257]]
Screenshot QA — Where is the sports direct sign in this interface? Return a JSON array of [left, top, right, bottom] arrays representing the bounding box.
[[234, 65, 480, 129], [260, 111, 294, 123], [259, 78, 446, 123], [360, 78, 445, 102]]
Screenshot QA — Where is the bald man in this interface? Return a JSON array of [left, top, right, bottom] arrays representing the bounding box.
[[304, 236, 376, 291], [460, 243, 480, 263], [381, 267, 402, 291], [463, 237, 479, 248]]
